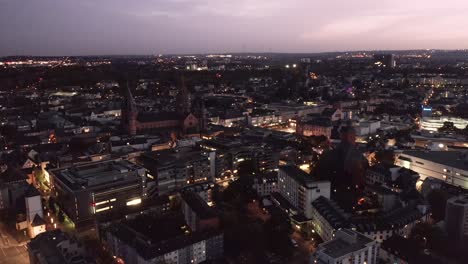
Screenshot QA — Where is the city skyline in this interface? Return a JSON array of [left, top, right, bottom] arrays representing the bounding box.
[[1, 0, 468, 56]]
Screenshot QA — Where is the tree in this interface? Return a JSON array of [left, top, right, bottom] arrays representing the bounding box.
[[34, 167, 45, 185], [58, 210, 65, 223], [49, 197, 56, 213], [427, 189, 448, 222], [237, 159, 257, 178], [374, 150, 395, 164]]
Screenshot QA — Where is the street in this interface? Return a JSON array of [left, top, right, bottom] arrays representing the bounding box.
[[0, 223, 29, 264], [0, 244, 29, 264], [288, 231, 316, 264]]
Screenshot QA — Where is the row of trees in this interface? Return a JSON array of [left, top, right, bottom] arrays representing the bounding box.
[[214, 160, 294, 262]]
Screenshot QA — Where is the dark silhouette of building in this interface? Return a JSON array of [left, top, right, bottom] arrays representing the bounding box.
[[121, 81, 138, 136], [176, 75, 191, 115], [315, 126, 367, 189]]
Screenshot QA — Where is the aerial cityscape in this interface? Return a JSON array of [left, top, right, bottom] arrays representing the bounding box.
[[1, 2, 468, 264]]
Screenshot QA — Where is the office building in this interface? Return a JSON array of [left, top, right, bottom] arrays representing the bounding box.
[[445, 195, 468, 241], [420, 116, 468, 132], [310, 229, 379, 264], [49, 160, 146, 227], [397, 151, 468, 189]]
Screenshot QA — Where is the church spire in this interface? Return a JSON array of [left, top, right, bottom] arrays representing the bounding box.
[[176, 75, 191, 115], [122, 80, 138, 135]]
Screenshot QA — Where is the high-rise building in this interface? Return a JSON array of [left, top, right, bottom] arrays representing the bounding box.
[[445, 195, 468, 241]]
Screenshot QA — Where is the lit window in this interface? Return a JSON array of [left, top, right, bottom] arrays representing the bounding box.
[[126, 198, 142, 206], [95, 200, 109, 206], [96, 207, 110, 213]]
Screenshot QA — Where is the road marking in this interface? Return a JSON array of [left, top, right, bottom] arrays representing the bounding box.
[[0, 247, 6, 257], [15, 246, 21, 253]]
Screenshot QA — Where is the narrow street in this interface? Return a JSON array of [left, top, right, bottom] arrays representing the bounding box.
[[289, 231, 316, 264]]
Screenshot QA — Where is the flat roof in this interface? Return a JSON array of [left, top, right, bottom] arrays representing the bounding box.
[[320, 229, 374, 259], [52, 160, 142, 191], [279, 165, 314, 186], [400, 151, 468, 171], [109, 212, 222, 260]]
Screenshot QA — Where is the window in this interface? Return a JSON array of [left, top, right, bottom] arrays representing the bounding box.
[[126, 198, 142, 206]]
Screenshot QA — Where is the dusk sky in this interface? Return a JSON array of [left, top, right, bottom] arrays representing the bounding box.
[[1, 0, 468, 56]]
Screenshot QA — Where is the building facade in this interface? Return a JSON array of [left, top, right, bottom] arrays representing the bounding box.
[[397, 151, 468, 189], [277, 165, 331, 219], [49, 160, 146, 227], [445, 195, 468, 241]]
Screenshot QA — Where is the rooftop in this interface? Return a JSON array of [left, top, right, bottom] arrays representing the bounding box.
[[279, 165, 315, 187], [400, 151, 468, 171], [108, 212, 222, 260], [140, 148, 208, 168], [52, 160, 143, 191], [27, 230, 92, 264], [312, 196, 350, 230], [319, 229, 374, 259]]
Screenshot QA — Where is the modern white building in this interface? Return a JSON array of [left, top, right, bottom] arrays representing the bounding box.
[[420, 116, 468, 132], [310, 229, 379, 264], [277, 165, 330, 219], [397, 151, 468, 189]]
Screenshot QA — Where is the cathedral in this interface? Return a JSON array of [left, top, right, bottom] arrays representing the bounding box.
[[121, 78, 200, 136]]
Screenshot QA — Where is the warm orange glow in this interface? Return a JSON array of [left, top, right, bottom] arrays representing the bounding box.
[[358, 198, 366, 205]]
